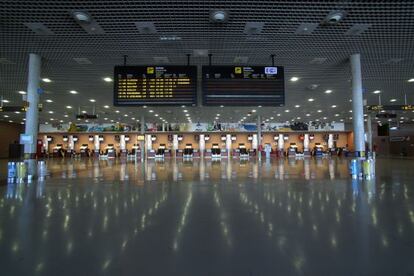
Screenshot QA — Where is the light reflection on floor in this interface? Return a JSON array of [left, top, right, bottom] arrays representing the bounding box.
[[0, 157, 413, 275]]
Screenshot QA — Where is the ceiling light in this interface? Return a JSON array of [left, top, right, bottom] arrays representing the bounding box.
[[285, 109, 290, 112], [149, 110, 154, 113], [220, 105, 224, 108], [46, 99, 53, 103], [124, 114, 128, 117], [325, 90, 332, 94], [323, 117, 327, 120], [102, 105, 109, 109], [185, 114, 190, 117], [294, 105, 300, 108], [335, 114, 339, 117], [64, 115, 68, 117], [14, 111, 20, 114], [143, 105, 147, 108], [4, 115, 9, 118], [317, 110, 322, 113], [308, 98, 314, 102], [103, 77, 112, 82], [115, 110, 120, 113], [82, 110, 87, 114], [42, 78, 52, 83], [183, 109, 188, 113], [215, 117, 219, 120], [290, 77, 299, 82], [331, 105, 337, 108], [69, 90, 78, 94], [18, 91, 26, 95], [373, 90, 381, 94], [306, 114, 310, 116], [2, 99, 10, 103], [390, 99, 397, 102], [72, 11, 92, 24], [66, 106, 72, 109], [251, 109, 256, 113], [247, 113, 251, 116], [48, 111, 54, 114], [408, 78, 414, 82], [154, 114, 159, 117], [89, 99, 96, 102], [210, 10, 228, 23]]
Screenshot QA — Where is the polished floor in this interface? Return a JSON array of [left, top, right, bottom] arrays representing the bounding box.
[[0, 157, 413, 275]]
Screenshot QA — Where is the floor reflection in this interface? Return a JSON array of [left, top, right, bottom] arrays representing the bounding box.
[[0, 157, 413, 275]]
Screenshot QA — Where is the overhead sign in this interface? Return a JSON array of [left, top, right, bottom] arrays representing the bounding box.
[[367, 105, 414, 111], [202, 66, 285, 106], [113, 66, 197, 106], [375, 113, 397, 119], [76, 114, 98, 120], [0, 106, 28, 112]]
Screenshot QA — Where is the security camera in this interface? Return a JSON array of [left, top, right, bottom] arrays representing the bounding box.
[[324, 11, 346, 25]]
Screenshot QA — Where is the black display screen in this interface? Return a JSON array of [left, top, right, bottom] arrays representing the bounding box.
[[202, 66, 285, 106], [114, 66, 197, 106]]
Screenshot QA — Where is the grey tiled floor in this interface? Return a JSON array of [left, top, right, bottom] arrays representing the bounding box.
[[0, 157, 413, 275]]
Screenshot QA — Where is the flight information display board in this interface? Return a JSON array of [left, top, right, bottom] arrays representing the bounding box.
[[202, 66, 285, 106], [114, 66, 197, 106], [367, 105, 414, 111]]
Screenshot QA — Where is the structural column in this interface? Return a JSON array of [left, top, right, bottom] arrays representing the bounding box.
[[140, 116, 145, 161], [24, 53, 41, 158], [366, 113, 373, 153], [350, 54, 366, 157], [257, 115, 262, 161]]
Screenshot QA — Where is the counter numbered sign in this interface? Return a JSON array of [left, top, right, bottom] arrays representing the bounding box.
[[113, 65, 197, 106], [202, 65, 285, 106], [366, 105, 414, 111]]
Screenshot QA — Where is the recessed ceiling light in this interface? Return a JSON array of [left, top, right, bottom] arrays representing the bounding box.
[[42, 78, 52, 83], [2, 99, 10, 103], [317, 110, 322, 113], [285, 109, 290, 112], [46, 99, 53, 103], [185, 114, 190, 117], [69, 90, 78, 94], [306, 114, 310, 116], [331, 105, 337, 108], [103, 105, 110, 109], [64, 115, 68, 117], [48, 111, 54, 114], [220, 105, 224, 108], [373, 90, 381, 94], [8, 120, 13, 123], [323, 117, 327, 120], [115, 110, 120, 113], [143, 105, 147, 108], [103, 77, 112, 82], [183, 109, 188, 113], [149, 110, 154, 113], [408, 78, 414, 82], [335, 114, 339, 117], [308, 98, 314, 102], [66, 106, 72, 109], [82, 110, 87, 114], [390, 99, 397, 102], [50, 118, 54, 121], [18, 91, 26, 95], [14, 111, 20, 114], [89, 99, 96, 102], [154, 114, 159, 117], [4, 115, 9, 118], [325, 90, 332, 94], [290, 77, 299, 82], [72, 11, 92, 24], [294, 105, 300, 108], [251, 109, 256, 113], [124, 114, 128, 117], [215, 117, 219, 120]]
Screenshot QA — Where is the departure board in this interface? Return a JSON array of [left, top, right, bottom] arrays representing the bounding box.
[[114, 66, 197, 106], [202, 66, 285, 106]]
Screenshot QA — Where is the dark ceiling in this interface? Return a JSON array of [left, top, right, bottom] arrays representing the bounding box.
[[1, 0, 414, 125]]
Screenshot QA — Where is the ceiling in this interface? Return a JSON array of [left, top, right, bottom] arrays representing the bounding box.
[[1, 0, 414, 126]]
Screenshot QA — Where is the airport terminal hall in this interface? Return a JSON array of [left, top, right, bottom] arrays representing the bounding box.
[[1, 1, 414, 275]]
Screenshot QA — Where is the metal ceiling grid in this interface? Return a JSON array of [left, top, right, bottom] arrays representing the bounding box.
[[1, 0, 414, 125]]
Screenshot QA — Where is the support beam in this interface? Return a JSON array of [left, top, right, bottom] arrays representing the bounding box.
[[140, 116, 145, 161], [366, 113, 373, 153], [350, 54, 366, 157], [257, 115, 262, 161], [24, 53, 41, 159]]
